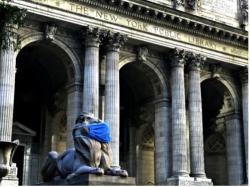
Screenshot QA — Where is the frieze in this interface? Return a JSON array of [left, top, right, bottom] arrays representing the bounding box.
[[20, 0, 248, 59], [57, 0, 247, 46]]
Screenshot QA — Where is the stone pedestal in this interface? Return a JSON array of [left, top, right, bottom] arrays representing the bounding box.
[[0, 163, 19, 186], [39, 174, 135, 186], [167, 176, 213, 186]]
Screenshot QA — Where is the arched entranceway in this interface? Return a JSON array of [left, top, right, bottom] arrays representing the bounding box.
[[201, 78, 244, 185], [119, 60, 167, 185], [13, 40, 77, 185]]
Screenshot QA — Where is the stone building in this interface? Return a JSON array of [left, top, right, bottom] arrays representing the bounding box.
[[0, 0, 248, 185]]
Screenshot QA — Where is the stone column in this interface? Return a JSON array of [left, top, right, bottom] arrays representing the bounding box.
[[240, 67, 248, 182], [170, 48, 189, 177], [104, 32, 127, 168], [66, 82, 82, 148], [187, 53, 206, 178], [225, 114, 244, 185], [0, 24, 18, 142], [154, 98, 171, 184], [82, 27, 102, 117]]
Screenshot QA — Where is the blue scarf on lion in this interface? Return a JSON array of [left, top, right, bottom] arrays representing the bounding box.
[[87, 122, 111, 143]]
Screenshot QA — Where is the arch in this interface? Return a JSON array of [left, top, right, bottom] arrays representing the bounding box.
[[201, 73, 240, 112], [119, 56, 169, 98], [16, 33, 82, 84]]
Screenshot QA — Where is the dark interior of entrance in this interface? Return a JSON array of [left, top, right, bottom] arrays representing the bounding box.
[[201, 78, 229, 185], [12, 145, 25, 185], [120, 62, 156, 184], [14, 42, 68, 184]]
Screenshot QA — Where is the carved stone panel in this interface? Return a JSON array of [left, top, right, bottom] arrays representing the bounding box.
[[197, 0, 239, 27]]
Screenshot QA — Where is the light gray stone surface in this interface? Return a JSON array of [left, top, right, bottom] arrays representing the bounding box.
[[170, 49, 188, 177], [0, 25, 17, 142], [241, 67, 248, 182], [104, 32, 126, 168], [154, 99, 171, 184], [188, 54, 206, 178], [225, 114, 244, 185], [167, 176, 213, 186], [82, 27, 100, 117], [66, 83, 82, 148]]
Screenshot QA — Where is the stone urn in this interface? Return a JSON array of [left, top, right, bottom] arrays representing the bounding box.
[[0, 140, 19, 178]]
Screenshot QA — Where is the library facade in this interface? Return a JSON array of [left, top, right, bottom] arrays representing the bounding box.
[[0, 0, 248, 185]]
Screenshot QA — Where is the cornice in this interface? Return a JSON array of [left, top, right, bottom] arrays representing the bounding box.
[[69, 0, 248, 48]]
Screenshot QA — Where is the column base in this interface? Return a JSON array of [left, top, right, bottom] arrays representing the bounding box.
[[0, 177, 18, 186], [167, 176, 213, 186]]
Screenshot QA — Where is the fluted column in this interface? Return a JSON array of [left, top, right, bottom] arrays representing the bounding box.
[[155, 98, 171, 184], [0, 24, 18, 142], [104, 32, 127, 168], [170, 48, 189, 177], [225, 114, 244, 185], [187, 53, 206, 178], [82, 27, 102, 117], [66, 82, 82, 148], [240, 67, 248, 182]]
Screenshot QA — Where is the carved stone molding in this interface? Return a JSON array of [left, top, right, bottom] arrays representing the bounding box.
[[66, 81, 83, 94], [186, 0, 196, 10], [210, 64, 223, 79], [104, 31, 128, 52], [44, 23, 57, 41], [170, 48, 186, 68], [240, 0, 248, 28], [186, 52, 206, 71], [137, 46, 149, 62], [172, 0, 184, 9]]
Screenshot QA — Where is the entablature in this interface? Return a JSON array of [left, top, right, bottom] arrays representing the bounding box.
[[65, 0, 248, 48], [8, 0, 248, 65]]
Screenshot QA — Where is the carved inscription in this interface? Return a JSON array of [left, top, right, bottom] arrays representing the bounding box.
[[70, 3, 89, 15], [153, 26, 181, 40], [188, 36, 216, 49], [26, 0, 247, 59]]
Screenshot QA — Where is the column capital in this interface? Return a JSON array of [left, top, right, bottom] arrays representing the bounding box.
[[104, 31, 127, 52], [240, 66, 248, 84], [83, 26, 105, 48], [1, 23, 19, 50], [0, 3, 26, 50], [186, 52, 206, 71], [170, 48, 186, 68]]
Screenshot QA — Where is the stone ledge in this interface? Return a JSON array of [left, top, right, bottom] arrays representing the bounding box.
[[38, 174, 136, 186], [0, 177, 18, 186], [167, 176, 213, 186]]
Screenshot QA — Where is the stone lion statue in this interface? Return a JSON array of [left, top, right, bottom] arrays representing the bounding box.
[[41, 112, 128, 182]]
